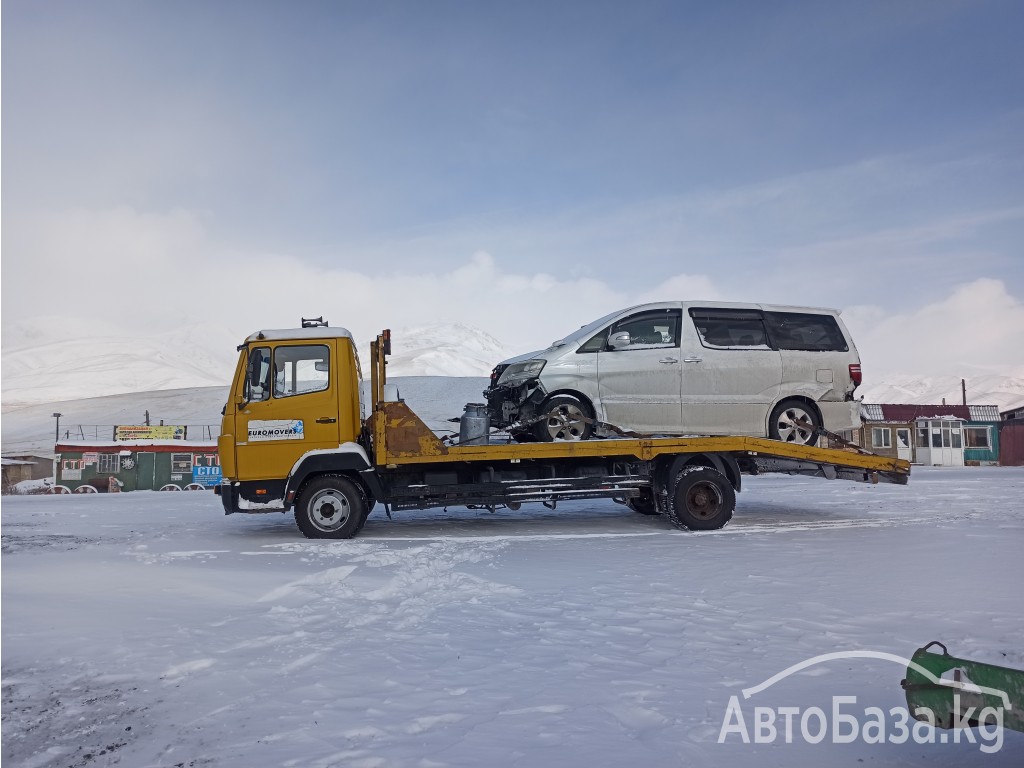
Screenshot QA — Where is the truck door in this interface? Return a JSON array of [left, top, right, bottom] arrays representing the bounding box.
[[235, 342, 340, 484], [597, 308, 683, 433]]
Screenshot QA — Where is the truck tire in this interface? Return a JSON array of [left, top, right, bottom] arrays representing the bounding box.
[[768, 399, 820, 446], [666, 466, 734, 531], [627, 490, 660, 515], [295, 476, 366, 539], [532, 396, 594, 441]]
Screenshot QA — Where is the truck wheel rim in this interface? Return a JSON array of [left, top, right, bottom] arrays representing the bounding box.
[[685, 482, 723, 519], [545, 404, 587, 440], [309, 489, 351, 531], [776, 406, 814, 443]]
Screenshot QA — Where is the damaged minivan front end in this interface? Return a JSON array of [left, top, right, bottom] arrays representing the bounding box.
[[484, 356, 548, 432]]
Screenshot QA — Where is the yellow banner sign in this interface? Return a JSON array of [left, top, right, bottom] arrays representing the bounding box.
[[114, 425, 186, 441]]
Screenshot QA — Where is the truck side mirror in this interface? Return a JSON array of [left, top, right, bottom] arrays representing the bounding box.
[[608, 331, 631, 350]]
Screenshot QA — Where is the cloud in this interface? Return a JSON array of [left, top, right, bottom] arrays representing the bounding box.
[[3, 206, 1022, 386], [843, 278, 1024, 377], [0, 207, 706, 353]]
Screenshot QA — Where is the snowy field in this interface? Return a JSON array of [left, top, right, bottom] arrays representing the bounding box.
[[3, 466, 1023, 767]]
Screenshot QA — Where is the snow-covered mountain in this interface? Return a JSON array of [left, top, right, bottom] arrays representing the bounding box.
[[1, 320, 513, 406], [3, 314, 1021, 413], [858, 373, 1024, 412], [368, 323, 514, 377]]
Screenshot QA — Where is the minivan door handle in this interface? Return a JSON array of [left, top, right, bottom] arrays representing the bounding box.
[[316, 417, 337, 424], [683, 357, 703, 363], [659, 357, 678, 364]]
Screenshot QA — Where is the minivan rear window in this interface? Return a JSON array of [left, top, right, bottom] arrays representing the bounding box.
[[763, 312, 848, 352], [689, 309, 772, 349]]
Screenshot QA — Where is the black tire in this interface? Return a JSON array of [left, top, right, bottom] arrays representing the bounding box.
[[768, 399, 821, 446], [666, 466, 735, 531], [627, 490, 660, 516], [532, 395, 594, 442], [294, 475, 366, 539]]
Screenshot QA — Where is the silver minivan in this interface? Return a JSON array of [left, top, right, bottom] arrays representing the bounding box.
[[484, 301, 863, 444]]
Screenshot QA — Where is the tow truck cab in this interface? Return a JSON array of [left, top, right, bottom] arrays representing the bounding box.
[[217, 326, 365, 512]]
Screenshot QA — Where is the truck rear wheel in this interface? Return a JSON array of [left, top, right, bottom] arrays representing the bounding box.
[[666, 466, 734, 531], [295, 476, 366, 539]]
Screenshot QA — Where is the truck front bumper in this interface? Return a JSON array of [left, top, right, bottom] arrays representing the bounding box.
[[215, 479, 287, 514]]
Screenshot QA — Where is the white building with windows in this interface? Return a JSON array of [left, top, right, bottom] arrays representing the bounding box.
[[850, 404, 1001, 466]]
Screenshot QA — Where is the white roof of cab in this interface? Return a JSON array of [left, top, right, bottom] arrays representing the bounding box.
[[245, 327, 354, 343]]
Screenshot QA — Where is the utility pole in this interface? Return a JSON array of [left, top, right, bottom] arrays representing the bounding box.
[[52, 412, 63, 445], [961, 379, 967, 406], [145, 410, 150, 426]]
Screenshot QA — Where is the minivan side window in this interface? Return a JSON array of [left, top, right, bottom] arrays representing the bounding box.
[[578, 309, 681, 352], [689, 309, 772, 350], [763, 312, 849, 352]]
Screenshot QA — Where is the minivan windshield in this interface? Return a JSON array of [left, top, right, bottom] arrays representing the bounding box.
[[549, 308, 634, 349]]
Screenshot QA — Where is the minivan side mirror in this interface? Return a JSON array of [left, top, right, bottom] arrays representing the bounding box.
[[609, 331, 631, 350]]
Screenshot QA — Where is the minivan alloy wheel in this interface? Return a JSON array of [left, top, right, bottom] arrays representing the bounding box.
[[770, 400, 820, 445], [533, 396, 594, 441]]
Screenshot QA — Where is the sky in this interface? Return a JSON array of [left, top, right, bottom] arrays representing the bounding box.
[[2, 0, 1023, 381]]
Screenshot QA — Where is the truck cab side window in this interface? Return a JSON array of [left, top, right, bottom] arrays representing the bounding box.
[[245, 347, 272, 402], [273, 345, 330, 398]]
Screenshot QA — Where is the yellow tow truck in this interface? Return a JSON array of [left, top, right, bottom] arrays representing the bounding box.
[[216, 323, 910, 538]]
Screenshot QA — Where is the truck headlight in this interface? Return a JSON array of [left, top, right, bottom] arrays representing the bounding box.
[[497, 360, 546, 387]]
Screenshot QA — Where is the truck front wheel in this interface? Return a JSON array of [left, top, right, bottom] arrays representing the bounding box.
[[666, 466, 734, 531], [295, 476, 366, 539]]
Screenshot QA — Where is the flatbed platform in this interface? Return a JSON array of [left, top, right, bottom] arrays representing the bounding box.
[[372, 400, 910, 486]]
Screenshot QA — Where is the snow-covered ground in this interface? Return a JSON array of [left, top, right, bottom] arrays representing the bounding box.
[[3, 467, 1022, 766]]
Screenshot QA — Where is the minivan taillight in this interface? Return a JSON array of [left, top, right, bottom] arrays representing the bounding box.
[[849, 363, 862, 386]]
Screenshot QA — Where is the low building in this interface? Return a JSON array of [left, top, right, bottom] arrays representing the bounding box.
[[53, 441, 220, 493], [2, 458, 38, 492], [999, 405, 1024, 466], [849, 404, 1001, 466], [1, 454, 55, 493], [1001, 404, 1024, 421]]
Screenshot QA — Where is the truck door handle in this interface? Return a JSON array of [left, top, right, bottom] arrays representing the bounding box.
[[683, 357, 703, 363], [659, 358, 678, 364], [316, 417, 337, 424]]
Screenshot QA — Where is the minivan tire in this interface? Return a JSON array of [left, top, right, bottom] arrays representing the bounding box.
[[532, 396, 594, 441], [768, 399, 821, 446]]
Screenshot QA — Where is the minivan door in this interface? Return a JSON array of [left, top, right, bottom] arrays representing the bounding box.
[[596, 308, 683, 433], [681, 308, 783, 436], [235, 342, 340, 486]]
